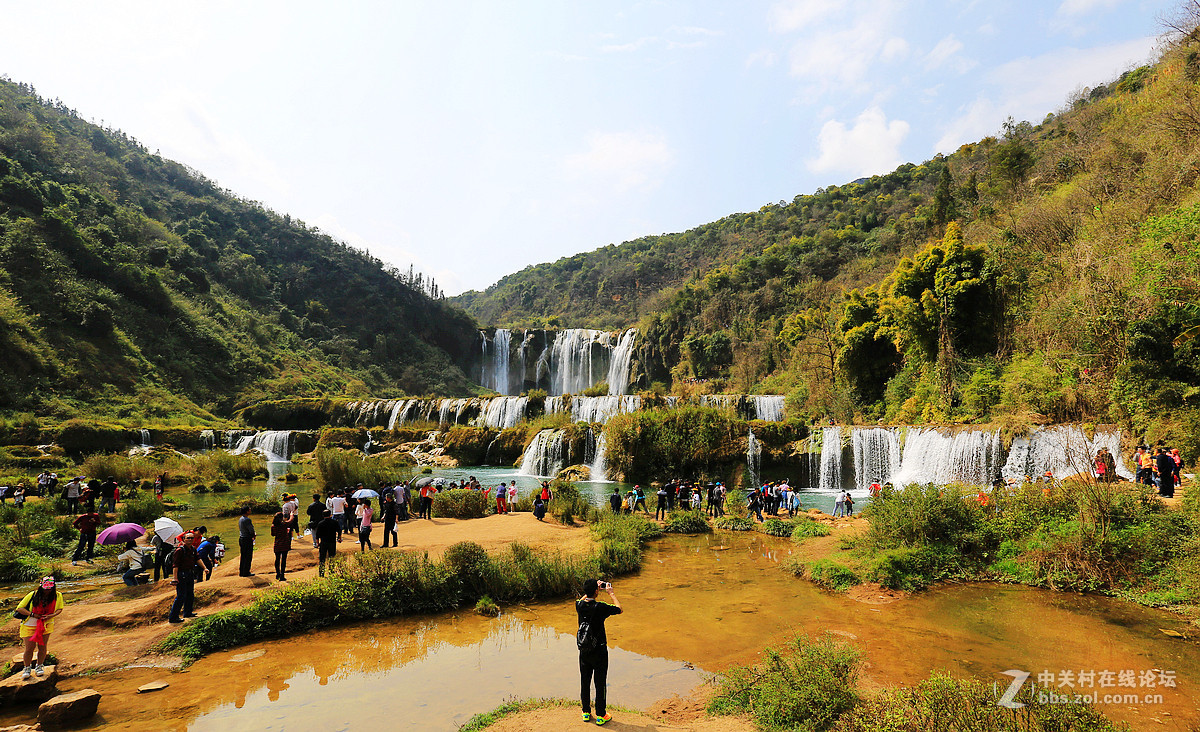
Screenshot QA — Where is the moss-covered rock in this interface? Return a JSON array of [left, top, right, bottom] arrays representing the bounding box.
[[56, 420, 128, 456]]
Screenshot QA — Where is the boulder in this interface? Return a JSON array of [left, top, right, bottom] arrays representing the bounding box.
[[37, 689, 100, 728], [0, 724, 40, 732], [0, 665, 59, 705]]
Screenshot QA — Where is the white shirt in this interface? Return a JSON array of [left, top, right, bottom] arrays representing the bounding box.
[[328, 496, 347, 515]]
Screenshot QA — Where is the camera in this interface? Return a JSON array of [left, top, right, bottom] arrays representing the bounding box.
[[599, 581, 611, 590]]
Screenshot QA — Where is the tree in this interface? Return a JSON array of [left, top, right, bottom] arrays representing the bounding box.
[[933, 165, 956, 226]]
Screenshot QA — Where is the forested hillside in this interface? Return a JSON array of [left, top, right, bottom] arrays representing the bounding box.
[[0, 79, 479, 423], [461, 30, 1200, 450]]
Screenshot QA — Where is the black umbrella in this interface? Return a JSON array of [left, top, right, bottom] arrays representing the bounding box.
[[409, 476, 434, 488]]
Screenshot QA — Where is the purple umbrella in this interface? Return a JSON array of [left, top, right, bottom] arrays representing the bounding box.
[[97, 522, 146, 545]]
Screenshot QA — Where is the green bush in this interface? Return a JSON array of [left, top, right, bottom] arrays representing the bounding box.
[[315, 448, 410, 490], [118, 494, 166, 526], [834, 672, 1123, 731], [663, 510, 712, 534], [715, 516, 756, 531], [761, 518, 797, 537], [188, 483, 209, 494], [432, 489, 491, 519], [709, 634, 860, 731], [791, 518, 831, 540], [214, 497, 280, 517], [474, 595, 499, 617], [798, 559, 862, 591]]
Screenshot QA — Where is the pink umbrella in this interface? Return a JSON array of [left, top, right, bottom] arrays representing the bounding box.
[[96, 522, 146, 545]]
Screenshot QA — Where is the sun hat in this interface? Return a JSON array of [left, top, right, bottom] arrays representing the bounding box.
[[40, 577, 55, 589]]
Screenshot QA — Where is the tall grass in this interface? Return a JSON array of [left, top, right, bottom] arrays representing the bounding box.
[[79, 451, 266, 484], [158, 513, 659, 661], [314, 448, 412, 490]]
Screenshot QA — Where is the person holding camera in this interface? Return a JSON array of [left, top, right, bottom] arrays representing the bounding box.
[[576, 578, 622, 725]]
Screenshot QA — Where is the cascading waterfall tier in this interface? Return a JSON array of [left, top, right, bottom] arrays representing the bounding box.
[[746, 430, 762, 487], [818, 427, 843, 492], [518, 429, 567, 477], [590, 430, 609, 482], [1002, 426, 1133, 482], [890, 428, 1004, 488], [478, 328, 639, 396], [851, 427, 901, 491], [231, 430, 292, 463]]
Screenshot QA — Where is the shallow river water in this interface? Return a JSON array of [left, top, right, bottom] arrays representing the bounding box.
[[0, 531, 1193, 731]]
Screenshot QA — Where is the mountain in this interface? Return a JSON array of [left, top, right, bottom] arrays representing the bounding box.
[[458, 34, 1200, 452], [0, 78, 480, 424]]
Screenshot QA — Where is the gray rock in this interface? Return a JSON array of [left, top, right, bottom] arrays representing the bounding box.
[[37, 688, 100, 729]]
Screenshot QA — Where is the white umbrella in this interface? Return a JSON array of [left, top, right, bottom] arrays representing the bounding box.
[[153, 517, 183, 543], [352, 488, 379, 500]]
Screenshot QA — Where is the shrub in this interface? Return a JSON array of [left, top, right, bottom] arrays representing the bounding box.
[[188, 484, 209, 494], [791, 518, 831, 540], [709, 634, 860, 731], [213, 497, 279, 517], [834, 672, 1122, 731], [56, 420, 128, 455], [315, 448, 410, 490], [800, 559, 862, 591], [432, 489, 490, 519], [715, 516, 756, 531], [761, 518, 796, 537], [474, 595, 499, 617], [118, 494, 167, 526], [663, 510, 712, 534]]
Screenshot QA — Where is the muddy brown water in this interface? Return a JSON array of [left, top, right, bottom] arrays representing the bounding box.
[[1, 532, 1197, 731]]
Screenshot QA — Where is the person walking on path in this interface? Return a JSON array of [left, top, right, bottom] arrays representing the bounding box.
[[306, 493, 325, 549], [168, 531, 198, 623], [394, 483, 410, 521], [270, 512, 292, 581], [1156, 448, 1177, 498], [316, 509, 339, 577], [15, 577, 64, 679], [381, 493, 398, 548], [833, 491, 846, 518], [654, 486, 668, 520], [70, 510, 102, 565], [576, 578, 622, 726], [238, 506, 256, 577], [357, 498, 374, 551]]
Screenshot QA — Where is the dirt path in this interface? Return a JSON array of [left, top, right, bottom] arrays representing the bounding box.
[[1, 514, 591, 675], [486, 686, 755, 732]]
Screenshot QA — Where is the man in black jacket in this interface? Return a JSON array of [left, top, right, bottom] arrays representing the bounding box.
[[577, 578, 622, 725], [316, 509, 340, 577], [306, 493, 326, 550]]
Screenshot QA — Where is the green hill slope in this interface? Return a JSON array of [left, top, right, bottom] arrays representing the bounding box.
[[0, 79, 479, 423]]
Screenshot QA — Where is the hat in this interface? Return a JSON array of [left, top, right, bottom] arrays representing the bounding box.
[[40, 577, 55, 589], [1043, 471, 1053, 478]]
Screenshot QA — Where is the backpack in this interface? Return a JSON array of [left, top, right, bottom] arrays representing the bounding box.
[[576, 602, 600, 652], [162, 547, 174, 574]]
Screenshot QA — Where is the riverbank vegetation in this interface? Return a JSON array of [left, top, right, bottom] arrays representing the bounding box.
[[708, 634, 1124, 732], [157, 512, 660, 661], [790, 478, 1200, 613]]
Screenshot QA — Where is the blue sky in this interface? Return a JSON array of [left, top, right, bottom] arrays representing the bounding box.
[[0, 1, 1172, 294]]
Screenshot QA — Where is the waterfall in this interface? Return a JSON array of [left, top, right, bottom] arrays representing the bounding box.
[[477, 397, 529, 429], [571, 395, 642, 423], [818, 426, 843, 491], [753, 396, 785, 422], [139, 429, 151, 447], [851, 427, 901, 490], [200, 429, 215, 450], [480, 329, 513, 394], [747, 429, 762, 487], [891, 428, 1003, 487], [550, 329, 609, 394], [231, 430, 291, 463], [590, 430, 609, 482], [518, 429, 567, 477], [1002, 426, 1133, 482], [605, 329, 638, 395]]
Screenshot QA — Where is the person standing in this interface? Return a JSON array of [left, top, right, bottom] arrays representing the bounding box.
[[270, 512, 292, 581], [395, 482, 409, 521], [65, 478, 81, 515], [70, 510, 102, 565], [833, 490, 846, 518], [327, 491, 347, 540], [576, 578, 622, 726], [306, 493, 326, 549], [316, 509, 338, 577], [15, 577, 64, 679], [358, 498, 374, 551], [496, 482, 508, 514], [609, 487, 622, 515], [507, 482, 517, 512], [168, 531, 198, 623], [238, 506, 256, 577], [654, 485, 668, 520], [633, 485, 648, 515], [1156, 448, 1177, 498], [381, 493, 398, 548]]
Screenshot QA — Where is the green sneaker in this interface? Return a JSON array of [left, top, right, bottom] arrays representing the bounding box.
[[595, 714, 611, 725], [582, 713, 591, 722]]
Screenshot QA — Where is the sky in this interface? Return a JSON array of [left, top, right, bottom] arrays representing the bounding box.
[[0, 0, 1176, 295]]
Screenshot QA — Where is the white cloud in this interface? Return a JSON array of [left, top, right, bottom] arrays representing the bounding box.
[[768, 0, 841, 32], [1057, 0, 1123, 16], [881, 37, 910, 62], [563, 131, 674, 193], [668, 25, 724, 37], [746, 49, 778, 68], [925, 34, 964, 69], [600, 37, 656, 53], [934, 35, 1157, 152], [808, 107, 910, 178]]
